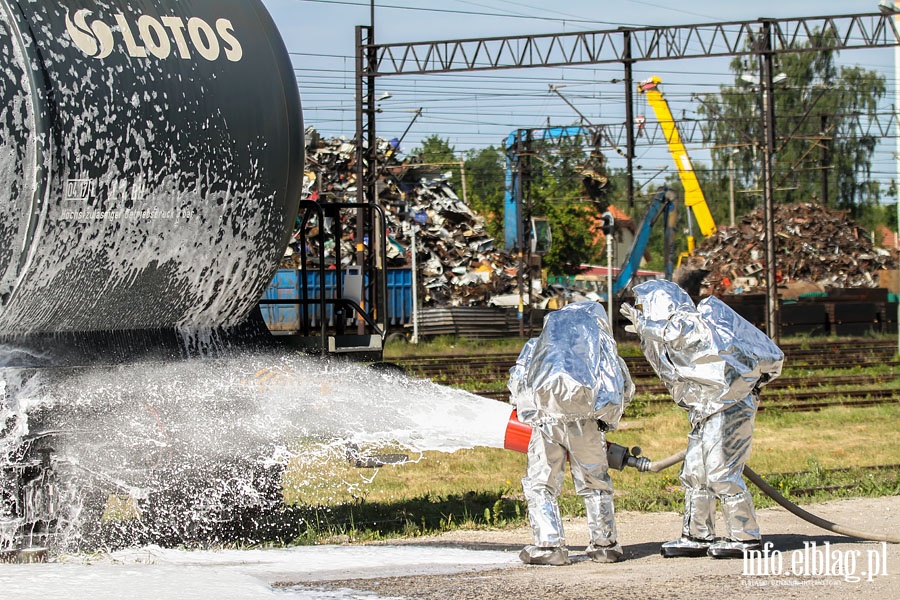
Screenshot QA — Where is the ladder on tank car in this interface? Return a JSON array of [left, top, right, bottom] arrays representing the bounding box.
[[258, 200, 388, 362]]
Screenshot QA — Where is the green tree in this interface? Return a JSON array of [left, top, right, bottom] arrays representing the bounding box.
[[521, 129, 609, 274], [697, 32, 886, 215], [542, 203, 603, 274], [410, 134, 456, 163], [463, 145, 506, 241], [409, 134, 462, 190]]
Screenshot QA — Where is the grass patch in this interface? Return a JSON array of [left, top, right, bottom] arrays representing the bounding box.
[[780, 363, 899, 378], [385, 335, 649, 359], [278, 403, 900, 544], [761, 458, 900, 504], [279, 333, 899, 544], [269, 489, 526, 546], [283, 445, 527, 506]]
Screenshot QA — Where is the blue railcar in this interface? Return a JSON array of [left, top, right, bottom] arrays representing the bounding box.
[[261, 268, 413, 332]]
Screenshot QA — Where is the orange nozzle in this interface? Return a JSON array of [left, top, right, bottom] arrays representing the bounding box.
[[503, 410, 617, 463], [503, 409, 532, 453]]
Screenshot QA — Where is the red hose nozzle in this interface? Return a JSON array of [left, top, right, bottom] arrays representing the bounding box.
[[502, 408, 651, 472], [503, 409, 532, 453]]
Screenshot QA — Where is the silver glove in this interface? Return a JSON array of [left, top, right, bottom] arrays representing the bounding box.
[[619, 303, 640, 334]]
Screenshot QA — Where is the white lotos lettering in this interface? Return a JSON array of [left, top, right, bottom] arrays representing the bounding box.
[[161, 17, 191, 59], [114, 13, 147, 58], [187, 17, 219, 61], [216, 19, 243, 62], [66, 9, 114, 59], [138, 15, 171, 59], [65, 9, 244, 62]]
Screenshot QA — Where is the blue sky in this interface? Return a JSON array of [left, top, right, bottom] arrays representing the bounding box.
[[260, 1, 899, 198]]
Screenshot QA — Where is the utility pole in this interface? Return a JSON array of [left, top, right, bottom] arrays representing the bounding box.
[[410, 221, 419, 344], [602, 211, 615, 337], [759, 21, 781, 343], [622, 28, 635, 209], [458, 157, 468, 204], [896, 5, 900, 358], [820, 114, 830, 205], [515, 131, 526, 336], [729, 150, 737, 227], [886, 0, 900, 357]]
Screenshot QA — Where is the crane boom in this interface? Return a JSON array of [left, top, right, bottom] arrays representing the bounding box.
[[638, 76, 717, 238]]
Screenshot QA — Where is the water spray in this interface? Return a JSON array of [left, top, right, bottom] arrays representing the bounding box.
[[0, 0, 306, 559]]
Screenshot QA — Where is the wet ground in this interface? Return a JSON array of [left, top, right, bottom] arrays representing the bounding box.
[[2, 495, 897, 599], [301, 495, 900, 600]]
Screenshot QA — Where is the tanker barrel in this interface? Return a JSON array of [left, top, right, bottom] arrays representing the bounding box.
[[0, 0, 303, 337]]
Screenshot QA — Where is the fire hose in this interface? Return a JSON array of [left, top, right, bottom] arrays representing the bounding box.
[[504, 411, 900, 544], [646, 449, 900, 544]]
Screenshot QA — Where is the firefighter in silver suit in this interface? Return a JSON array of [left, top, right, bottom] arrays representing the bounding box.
[[508, 302, 634, 565], [620, 280, 783, 559]]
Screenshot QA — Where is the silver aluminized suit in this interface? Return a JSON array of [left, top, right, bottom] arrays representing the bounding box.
[[620, 280, 783, 558], [508, 302, 634, 565]]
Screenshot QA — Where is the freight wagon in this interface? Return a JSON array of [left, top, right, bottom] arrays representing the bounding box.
[[261, 267, 414, 335]]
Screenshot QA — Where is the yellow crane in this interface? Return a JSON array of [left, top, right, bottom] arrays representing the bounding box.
[[638, 76, 716, 261]]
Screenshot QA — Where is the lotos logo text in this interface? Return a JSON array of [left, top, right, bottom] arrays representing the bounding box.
[[65, 9, 243, 62]]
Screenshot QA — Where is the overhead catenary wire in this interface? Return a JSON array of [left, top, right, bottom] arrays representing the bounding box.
[[283, 2, 900, 194], [290, 0, 626, 25]]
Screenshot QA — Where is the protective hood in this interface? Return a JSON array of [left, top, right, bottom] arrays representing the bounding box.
[[508, 302, 633, 425], [632, 280, 695, 322], [697, 296, 784, 400], [628, 281, 784, 425], [507, 337, 537, 411]]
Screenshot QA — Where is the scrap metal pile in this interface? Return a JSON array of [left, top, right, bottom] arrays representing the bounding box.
[[680, 202, 900, 296], [291, 128, 522, 306], [389, 191, 520, 306]]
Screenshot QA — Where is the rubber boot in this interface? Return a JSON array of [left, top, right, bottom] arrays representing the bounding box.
[[720, 490, 761, 542], [584, 492, 617, 548], [660, 536, 714, 558], [682, 487, 716, 541], [661, 488, 716, 557], [708, 538, 762, 559], [519, 545, 569, 566], [586, 542, 624, 563]]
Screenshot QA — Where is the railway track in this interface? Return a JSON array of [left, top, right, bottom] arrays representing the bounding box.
[[470, 387, 900, 412], [399, 341, 897, 373], [395, 338, 900, 413]]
